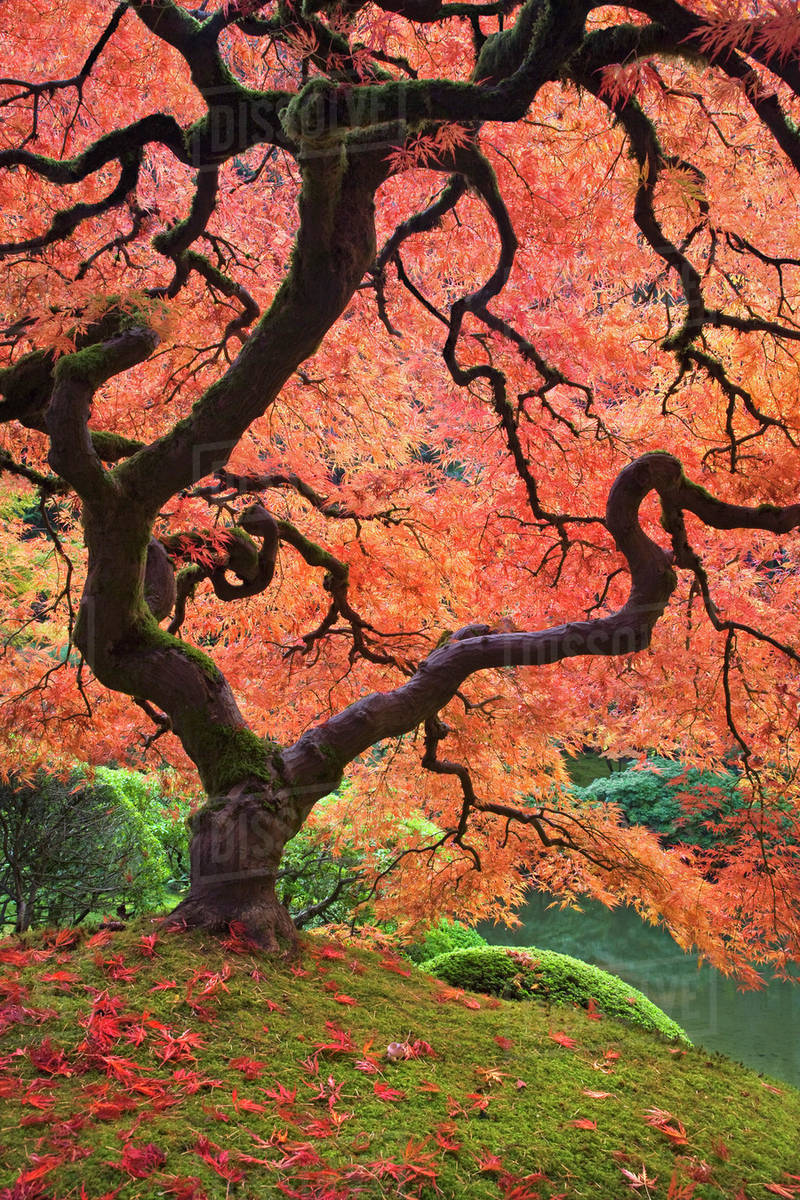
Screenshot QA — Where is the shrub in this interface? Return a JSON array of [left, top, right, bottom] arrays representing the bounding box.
[[422, 945, 690, 1042], [572, 756, 739, 848], [0, 766, 191, 931], [404, 918, 488, 964]]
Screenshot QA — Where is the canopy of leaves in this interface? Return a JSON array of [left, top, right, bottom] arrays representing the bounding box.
[[1, 0, 800, 971]]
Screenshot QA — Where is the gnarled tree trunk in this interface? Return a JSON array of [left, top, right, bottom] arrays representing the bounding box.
[[169, 782, 304, 951]]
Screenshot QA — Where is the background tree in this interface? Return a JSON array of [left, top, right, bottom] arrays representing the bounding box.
[[0, 767, 191, 932], [2, 0, 800, 969]]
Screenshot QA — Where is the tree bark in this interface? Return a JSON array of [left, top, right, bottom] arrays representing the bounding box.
[[168, 781, 303, 951]]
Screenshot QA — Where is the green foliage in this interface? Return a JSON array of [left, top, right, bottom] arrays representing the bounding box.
[[563, 752, 630, 788], [0, 767, 191, 931], [423, 944, 690, 1042], [277, 816, 373, 928], [404, 917, 488, 964], [572, 756, 740, 847]]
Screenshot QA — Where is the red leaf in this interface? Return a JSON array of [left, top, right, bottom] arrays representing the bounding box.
[[16, 1154, 62, 1184], [433, 1123, 461, 1151], [159, 1177, 208, 1200], [108, 1142, 166, 1179], [27, 1038, 72, 1076], [137, 934, 159, 958], [379, 958, 411, 977], [193, 1136, 245, 1182], [549, 1030, 578, 1049], [228, 1056, 267, 1080]]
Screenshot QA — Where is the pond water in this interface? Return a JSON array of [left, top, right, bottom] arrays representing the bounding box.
[[478, 894, 800, 1089]]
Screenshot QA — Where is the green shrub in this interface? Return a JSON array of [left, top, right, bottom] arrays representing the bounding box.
[[404, 918, 488, 964], [0, 766, 191, 931], [422, 945, 690, 1042], [573, 756, 739, 848]]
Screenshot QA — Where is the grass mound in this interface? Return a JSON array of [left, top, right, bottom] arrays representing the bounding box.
[[422, 946, 690, 1043], [1, 920, 799, 1198]]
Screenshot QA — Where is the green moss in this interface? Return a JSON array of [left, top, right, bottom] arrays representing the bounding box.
[[405, 918, 488, 965], [143, 622, 222, 682], [1, 920, 798, 1199], [53, 343, 110, 387], [179, 713, 281, 800], [423, 945, 690, 1042], [90, 430, 145, 461]]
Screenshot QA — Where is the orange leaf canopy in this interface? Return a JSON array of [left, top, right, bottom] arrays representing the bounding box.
[[1, 0, 800, 968]]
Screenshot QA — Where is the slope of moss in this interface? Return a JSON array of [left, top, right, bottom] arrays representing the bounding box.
[[0, 921, 799, 1198]]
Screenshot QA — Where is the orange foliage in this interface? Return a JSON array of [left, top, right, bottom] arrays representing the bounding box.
[[1, 0, 800, 968]]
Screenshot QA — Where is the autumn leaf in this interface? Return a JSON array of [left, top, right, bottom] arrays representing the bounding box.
[[474, 1065, 507, 1087], [373, 1081, 407, 1101], [159, 1176, 207, 1200], [228, 1056, 267, 1080], [193, 1136, 245, 1182], [108, 1142, 166, 1179], [643, 1108, 689, 1145], [621, 1165, 659, 1191], [433, 1124, 461, 1151], [548, 1031, 578, 1049]]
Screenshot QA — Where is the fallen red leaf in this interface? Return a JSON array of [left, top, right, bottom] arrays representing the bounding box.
[[108, 1141, 166, 1179], [549, 1030, 578, 1049], [228, 1056, 267, 1080], [373, 1081, 406, 1101]]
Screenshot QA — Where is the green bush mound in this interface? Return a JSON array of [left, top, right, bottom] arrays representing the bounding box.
[[404, 917, 488, 964], [423, 944, 690, 1042]]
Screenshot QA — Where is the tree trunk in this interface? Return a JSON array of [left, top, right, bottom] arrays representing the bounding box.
[[168, 784, 301, 953]]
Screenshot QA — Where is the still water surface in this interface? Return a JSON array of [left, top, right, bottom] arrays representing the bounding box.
[[479, 894, 800, 1089]]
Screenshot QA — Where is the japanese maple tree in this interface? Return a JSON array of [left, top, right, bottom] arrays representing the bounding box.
[[2, 0, 800, 968]]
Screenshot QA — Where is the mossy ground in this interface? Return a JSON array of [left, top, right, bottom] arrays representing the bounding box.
[[1, 920, 799, 1198]]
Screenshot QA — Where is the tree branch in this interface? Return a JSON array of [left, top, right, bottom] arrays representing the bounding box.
[[281, 453, 800, 795]]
